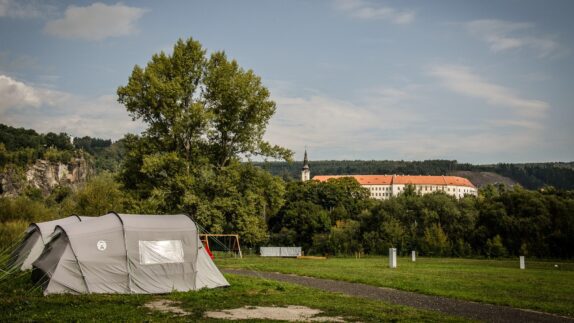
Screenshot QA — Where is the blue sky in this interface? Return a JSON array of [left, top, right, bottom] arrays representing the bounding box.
[[0, 0, 573, 163]]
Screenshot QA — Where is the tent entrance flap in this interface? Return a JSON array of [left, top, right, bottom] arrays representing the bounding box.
[[9, 215, 88, 271]]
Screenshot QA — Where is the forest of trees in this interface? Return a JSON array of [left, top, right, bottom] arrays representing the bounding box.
[[0, 124, 75, 167], [1, 172, 572, 258], [268, 179, 574, 258], [0, 123, 125, 173], [0, 37, 573, 259]]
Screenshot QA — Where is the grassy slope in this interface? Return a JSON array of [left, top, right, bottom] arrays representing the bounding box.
[[0, 271, 465, 322], [217, 256, 574, 317]]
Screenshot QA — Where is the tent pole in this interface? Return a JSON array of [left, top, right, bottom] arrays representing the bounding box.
[[61, 228, 91, 294], [111, 212, 133, 293]]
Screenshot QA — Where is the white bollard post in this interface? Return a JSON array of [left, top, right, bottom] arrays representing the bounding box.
[[411, 250, 416, 262], [520, 256, 525, 270], [389, 248, 397, 268]]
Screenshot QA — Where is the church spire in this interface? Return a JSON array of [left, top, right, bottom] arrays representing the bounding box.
[[301, 148, 310, 182]]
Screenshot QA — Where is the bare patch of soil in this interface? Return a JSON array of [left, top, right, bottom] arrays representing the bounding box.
[[204, 305, 346, 322], [144, 299, 190, 316]]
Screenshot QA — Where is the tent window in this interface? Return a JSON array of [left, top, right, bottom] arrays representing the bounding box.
[[139, 240, 184, 265]]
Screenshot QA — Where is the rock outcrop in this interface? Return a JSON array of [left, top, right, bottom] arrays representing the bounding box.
[[0, 167, 25, 197], [0, 158, 91, 196]]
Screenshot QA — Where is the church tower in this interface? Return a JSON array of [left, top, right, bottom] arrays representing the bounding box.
[[301, 149, 310, 182]]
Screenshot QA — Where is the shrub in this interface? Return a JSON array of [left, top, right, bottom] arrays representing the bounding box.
[[485, 235, 508, 258], [0, 196, 57, 223], [0, 220, 28, 250], [71, 172, 126, 216], [421, 223, 451, 257], [329, 220, 362, 255]]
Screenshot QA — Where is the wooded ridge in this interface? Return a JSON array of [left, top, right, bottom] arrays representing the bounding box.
[[255, 160, 574, 190]]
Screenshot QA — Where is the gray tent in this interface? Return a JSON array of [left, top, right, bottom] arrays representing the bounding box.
[[8, 215, 91, 271], [32, 213, 229, 295]]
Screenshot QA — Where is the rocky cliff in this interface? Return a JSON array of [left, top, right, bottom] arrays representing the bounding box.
[[0, 158, 91, 196]]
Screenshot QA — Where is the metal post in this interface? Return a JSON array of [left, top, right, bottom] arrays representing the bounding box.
[[412, 250, 416, 262]]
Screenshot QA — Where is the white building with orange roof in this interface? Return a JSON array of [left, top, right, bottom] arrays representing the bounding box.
[[311, 174, 477, 199], [301, 151, 477, 199]]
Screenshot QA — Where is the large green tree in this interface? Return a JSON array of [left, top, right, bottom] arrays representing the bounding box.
[[116, 38, 291, 246], [117, 38, 292, 169]]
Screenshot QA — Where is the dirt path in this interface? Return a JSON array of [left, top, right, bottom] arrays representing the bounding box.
[[224, 269, 573, 323]]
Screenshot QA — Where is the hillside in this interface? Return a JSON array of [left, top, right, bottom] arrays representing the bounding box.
[[449, 171, 516, 187], [0, 123, 124, 196], [256, 160, 574, 190], [2, 123, 573, 190]]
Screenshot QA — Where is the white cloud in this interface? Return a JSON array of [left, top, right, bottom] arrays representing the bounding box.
[[29, 94, 143, 139], [379, 131, 541, 161], [0, 0, 54, 18], [488, 119, 542, 130], [466, 19, 559, 57], [266, 88, 543, 160], [0, 74, 142, 139], [264, 78, 550, 161], [44, 2, 147, 41], [360, 86, 411, 106], [334, 0, 414, 24], [0, 75, 62, 110], [429, 64, 549, 118], [265, 84, 422, 158]]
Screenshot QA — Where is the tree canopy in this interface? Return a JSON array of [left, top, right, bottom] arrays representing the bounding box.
[[116, 38, 292, 245], [117, 37, 292, 168]]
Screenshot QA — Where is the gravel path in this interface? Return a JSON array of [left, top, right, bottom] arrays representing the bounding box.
[[224, 269, 573, 323]]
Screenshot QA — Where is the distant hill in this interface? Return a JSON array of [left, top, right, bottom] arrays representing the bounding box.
[[449, 171, 516, 187], [2, 123, 573, 190], [0, 123, 125, 196], [0, 123, 125, 173], [255, 160, 574, 190]]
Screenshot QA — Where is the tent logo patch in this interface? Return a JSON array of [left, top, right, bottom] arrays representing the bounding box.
[[97, 240, 107, 251]]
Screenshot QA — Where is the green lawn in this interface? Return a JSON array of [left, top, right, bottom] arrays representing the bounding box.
[[0, 270, 466, 322], [217, 256, 574, 317]]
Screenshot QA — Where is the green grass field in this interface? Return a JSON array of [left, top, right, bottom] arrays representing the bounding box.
[[0, 269, 465, 322], [217, 256, 574, 317], [1, 256, 572, 321]]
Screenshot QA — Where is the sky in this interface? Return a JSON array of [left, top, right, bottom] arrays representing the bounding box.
[[0, 0, 573, 164]]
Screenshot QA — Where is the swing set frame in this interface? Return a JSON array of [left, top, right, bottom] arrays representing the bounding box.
[[199, 234, 243, 259]]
